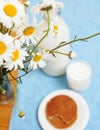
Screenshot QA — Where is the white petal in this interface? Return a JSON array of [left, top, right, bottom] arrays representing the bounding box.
[[38, 60, 46, 68], [33, 63, 38, 70]]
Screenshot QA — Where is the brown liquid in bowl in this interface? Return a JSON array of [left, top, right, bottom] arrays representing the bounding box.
[[45, 95, 77, 129]]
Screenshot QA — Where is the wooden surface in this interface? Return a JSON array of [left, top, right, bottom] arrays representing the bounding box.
[[0, 101, 14, 130], [0, 70, 18, 130]]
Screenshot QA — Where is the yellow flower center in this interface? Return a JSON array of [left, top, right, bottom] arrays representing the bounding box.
[[12, 49, 19, 61], [4, 4, 17, 17], [54, 25, 59, 35], [33, 55, 42, 62], [23, 27, 35, 36], [54, 25, 59, 31], [0, 41, 7, 55]]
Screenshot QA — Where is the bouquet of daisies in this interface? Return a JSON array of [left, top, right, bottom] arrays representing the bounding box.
[[0, 0, 46, 72], [0, 0, 76, 80]]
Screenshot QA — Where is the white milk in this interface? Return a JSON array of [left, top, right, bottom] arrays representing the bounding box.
[[66, 61, 92, 91]]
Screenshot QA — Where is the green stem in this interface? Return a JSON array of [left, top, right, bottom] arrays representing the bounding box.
[[50, 50, 69, 56], [7, 69, 32, 81], [9, 71, 19, 83], [11, 77, 25, 118], [0, 85, 6, 94], [0, 73, 8, 94], [14, 86, 21, 113], [30, 10, 50, 54], [50, 32, 100, 52]]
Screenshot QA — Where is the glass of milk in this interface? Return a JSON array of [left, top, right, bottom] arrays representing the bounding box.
[[66, 60, 92, 92]]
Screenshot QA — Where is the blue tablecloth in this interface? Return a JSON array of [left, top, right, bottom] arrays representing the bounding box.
[[9, 0, 100, 130]]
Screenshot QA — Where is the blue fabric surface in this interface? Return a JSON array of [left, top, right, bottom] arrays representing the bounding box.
[[9, 0, 100, 130]]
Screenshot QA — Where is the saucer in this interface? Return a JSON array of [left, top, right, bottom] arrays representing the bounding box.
[[38, 89, 89, 130]]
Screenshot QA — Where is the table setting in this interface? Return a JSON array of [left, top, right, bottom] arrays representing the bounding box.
[[0, 0, 100, 130]]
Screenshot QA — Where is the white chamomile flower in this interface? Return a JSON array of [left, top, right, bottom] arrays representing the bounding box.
[[16, 23, 38, 45], [31, 0, 63, 19], [29, 52, 47, 70], [47, 17, 66, 42], [0, 0, 26, 28], [0, 33, 14, 66], [46, 16, 69, 43], [50, 17, 63, 37], [4, 40, 28, 70]]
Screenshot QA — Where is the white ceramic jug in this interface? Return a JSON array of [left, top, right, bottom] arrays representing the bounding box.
[[36, 17, 70, 76]]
